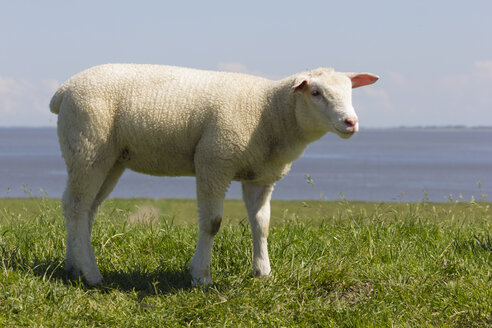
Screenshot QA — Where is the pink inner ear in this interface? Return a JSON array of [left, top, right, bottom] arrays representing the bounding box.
[[349, 73, 379, 88]]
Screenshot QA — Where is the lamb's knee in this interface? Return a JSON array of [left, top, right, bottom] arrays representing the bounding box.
[[207, 216, 222, 235], [198, 215, 222, 236], [197, 197, 224, 236]]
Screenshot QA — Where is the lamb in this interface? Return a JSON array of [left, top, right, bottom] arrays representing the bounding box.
[[49, 64, 378, 287]]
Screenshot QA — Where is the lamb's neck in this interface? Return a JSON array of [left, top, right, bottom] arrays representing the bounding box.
[[260, 79, 315, 163], [264, 80, 299, 137], [267, 78, 325, 144]]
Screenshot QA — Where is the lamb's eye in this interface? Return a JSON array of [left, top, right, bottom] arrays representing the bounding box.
[[311, 90, 321, 97]]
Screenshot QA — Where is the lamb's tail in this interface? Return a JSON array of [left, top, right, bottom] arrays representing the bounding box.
[[49, 83, 68, 114]]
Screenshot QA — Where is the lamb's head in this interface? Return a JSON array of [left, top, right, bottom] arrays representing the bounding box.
[[292, 68, 378, 139]]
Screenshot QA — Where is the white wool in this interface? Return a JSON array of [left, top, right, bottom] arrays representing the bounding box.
[[51, 64, 378, 286]]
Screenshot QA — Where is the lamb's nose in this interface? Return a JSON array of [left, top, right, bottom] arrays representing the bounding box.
[[344, 118, 358, 130]]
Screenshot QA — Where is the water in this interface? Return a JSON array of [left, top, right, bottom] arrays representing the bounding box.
[[0, 127, 491, 202]]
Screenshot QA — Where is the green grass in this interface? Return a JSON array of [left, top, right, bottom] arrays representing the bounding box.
[[0, 198, 490, 327]]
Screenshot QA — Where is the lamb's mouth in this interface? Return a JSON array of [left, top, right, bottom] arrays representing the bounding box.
[[334, 127, 356, 138]]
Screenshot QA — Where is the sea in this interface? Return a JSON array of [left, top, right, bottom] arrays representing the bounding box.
[[0, 127, 491, 202]]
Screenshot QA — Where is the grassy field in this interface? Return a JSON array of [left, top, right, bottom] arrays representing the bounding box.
[[0, 198, 490, 327]]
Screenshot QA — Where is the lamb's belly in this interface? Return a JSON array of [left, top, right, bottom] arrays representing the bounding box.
[[234, 162, 292, 185], [124, 149, 196, 177]]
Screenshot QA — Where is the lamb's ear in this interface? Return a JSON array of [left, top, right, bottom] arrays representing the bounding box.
[[292, 76, 309, 93], [345, 73, 379, 88]]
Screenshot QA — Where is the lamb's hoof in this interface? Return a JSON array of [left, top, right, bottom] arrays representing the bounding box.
[[189, 263, 213, 287], [83, 270, 104, 287], [191, 273, 213, 287], [86, 276, 104, 288], [254, 270, 271, 278], [253, 262, 271, 278], [67, 266, 104, 287]]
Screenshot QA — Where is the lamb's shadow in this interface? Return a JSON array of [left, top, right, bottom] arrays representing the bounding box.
[[3, 252, 192, 294], [0, 252, 70, 283], [103, 267, 192, 294]]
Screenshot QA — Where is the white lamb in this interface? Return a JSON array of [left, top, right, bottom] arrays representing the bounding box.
[[50, 64, 378, 286]]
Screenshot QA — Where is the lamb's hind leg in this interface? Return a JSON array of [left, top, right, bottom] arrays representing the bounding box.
[[63, 159, 120, 286], [242, 182, 274, 277], [63, 178, 103, 286]]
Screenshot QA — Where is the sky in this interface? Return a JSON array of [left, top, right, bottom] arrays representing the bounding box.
[[1, 0, 491, 127]]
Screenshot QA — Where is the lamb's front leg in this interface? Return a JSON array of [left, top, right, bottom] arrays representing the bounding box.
[[189, 176, 227, 286], [242, 182, 274, 277]]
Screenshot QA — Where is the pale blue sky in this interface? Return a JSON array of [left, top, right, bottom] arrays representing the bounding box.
[[1, 0, 491, 127]]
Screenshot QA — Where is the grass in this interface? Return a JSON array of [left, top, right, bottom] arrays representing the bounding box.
[[0, 198, 491, 327]]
